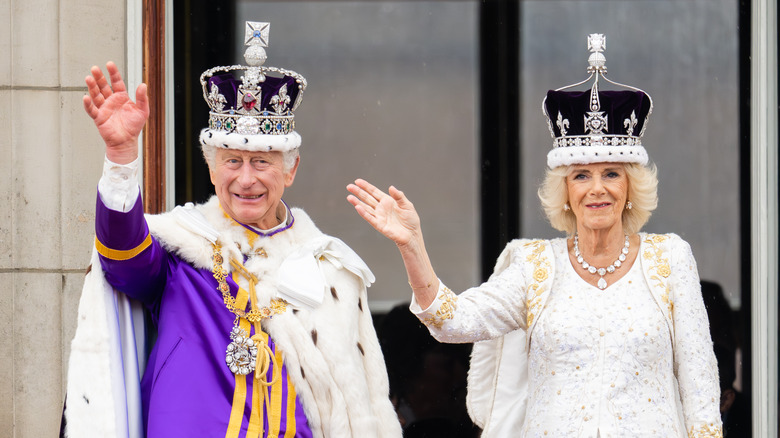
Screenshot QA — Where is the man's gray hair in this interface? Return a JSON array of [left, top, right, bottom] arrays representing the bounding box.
[[200, 143, 300, 173]]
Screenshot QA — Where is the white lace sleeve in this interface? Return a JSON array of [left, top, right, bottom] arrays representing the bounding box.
[[409, 242, 529, 343], [669, 236, 724, 437]]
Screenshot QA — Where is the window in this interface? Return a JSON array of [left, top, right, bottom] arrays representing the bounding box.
[[151, 0, 777, 434]]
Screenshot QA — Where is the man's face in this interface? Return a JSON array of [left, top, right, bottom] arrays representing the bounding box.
[[209, 149, 298, 229]]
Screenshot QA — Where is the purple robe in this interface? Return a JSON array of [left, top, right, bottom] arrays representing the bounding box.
[[96, 194, 313, 438]]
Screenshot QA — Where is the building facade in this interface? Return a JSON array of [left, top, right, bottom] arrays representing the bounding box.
[[0, 0, 776, 436]]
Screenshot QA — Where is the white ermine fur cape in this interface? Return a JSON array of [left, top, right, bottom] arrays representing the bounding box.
[[65, 197, 402, 438]]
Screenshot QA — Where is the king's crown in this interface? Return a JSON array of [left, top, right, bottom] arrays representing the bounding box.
[[200, 22, 307, 142]]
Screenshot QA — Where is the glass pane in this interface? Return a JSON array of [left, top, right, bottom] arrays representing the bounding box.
[[174, 1, 479, 311], [227, 1, 480, 312], [519, 0, 747, 434]]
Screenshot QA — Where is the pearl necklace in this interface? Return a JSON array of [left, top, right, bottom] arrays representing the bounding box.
[[573, 233, 630, 290]]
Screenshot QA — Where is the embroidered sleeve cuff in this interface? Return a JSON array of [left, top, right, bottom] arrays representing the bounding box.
[[688, 423, 723, 438], [409, 280, 458, 329], [98, 156, 141, 212]]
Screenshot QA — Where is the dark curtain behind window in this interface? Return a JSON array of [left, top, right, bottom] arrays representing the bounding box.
[[174, 1, 236, 205]]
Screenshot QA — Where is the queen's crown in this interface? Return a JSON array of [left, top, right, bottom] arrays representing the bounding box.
[[542, 34, 654, 168]]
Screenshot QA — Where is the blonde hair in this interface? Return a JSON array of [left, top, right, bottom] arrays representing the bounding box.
[[538, 162, 658, 236]]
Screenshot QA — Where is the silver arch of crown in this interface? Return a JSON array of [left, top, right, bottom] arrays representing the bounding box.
[[543, 33, 654, 145], [585, 34, 607, 134], [200, 21, 308, 136]]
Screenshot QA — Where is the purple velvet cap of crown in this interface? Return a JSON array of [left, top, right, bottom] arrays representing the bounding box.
[[544, 89, 651, 138], [208, 73, 301, 114], [544, 89, 652, 168]]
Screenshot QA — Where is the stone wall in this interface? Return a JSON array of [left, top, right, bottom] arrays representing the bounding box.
[[0, 1, 127, 436]]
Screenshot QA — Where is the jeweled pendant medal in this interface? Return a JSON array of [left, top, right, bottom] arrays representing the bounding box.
[[225, 322, 258, 376]]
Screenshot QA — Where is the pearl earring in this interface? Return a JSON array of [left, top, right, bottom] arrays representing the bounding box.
[[563, 203, 571, 211], [626, 201, 633, 210]]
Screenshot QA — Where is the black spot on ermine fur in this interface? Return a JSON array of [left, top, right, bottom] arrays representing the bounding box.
[[330, 287, 339, 300], [311, 329, 318, 345]]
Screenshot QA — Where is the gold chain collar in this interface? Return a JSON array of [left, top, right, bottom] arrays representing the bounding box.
[[211, 242, 287, 323]]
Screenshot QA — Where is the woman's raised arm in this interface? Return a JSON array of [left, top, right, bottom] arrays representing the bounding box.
[[347, 178, 439, 308]]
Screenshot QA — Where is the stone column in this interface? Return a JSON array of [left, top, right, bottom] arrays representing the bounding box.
[[0, 0, 127, 436]]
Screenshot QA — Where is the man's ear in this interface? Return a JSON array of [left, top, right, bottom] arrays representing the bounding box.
[[284, 156, 300, 187]]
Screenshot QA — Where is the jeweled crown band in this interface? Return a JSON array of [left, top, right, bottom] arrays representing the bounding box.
[[553, 135, 642, 148], [208, 112, 295, 136]]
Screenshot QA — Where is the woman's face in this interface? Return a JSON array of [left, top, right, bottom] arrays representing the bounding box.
[[565, 162, 629, 234]]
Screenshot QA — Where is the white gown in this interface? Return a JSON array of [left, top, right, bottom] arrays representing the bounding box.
[[411, 234, 723, 438]]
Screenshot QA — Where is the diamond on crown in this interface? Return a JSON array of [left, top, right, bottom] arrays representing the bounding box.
[[208, 84, 227, 112], [557, 112, 569, 136], [270, 84, 291, 113], [624, 111, 638, 136]]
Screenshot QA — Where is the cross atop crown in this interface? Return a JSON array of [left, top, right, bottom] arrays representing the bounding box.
[[587, 33, 607, 74], [245, 21, 269, 47]]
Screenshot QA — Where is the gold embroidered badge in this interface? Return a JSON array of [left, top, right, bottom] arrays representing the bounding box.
[[422, 286, 458, 328], [688, 423, 723, 438], [643, 234, 673, 320], [524, 240, 551, 327]]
